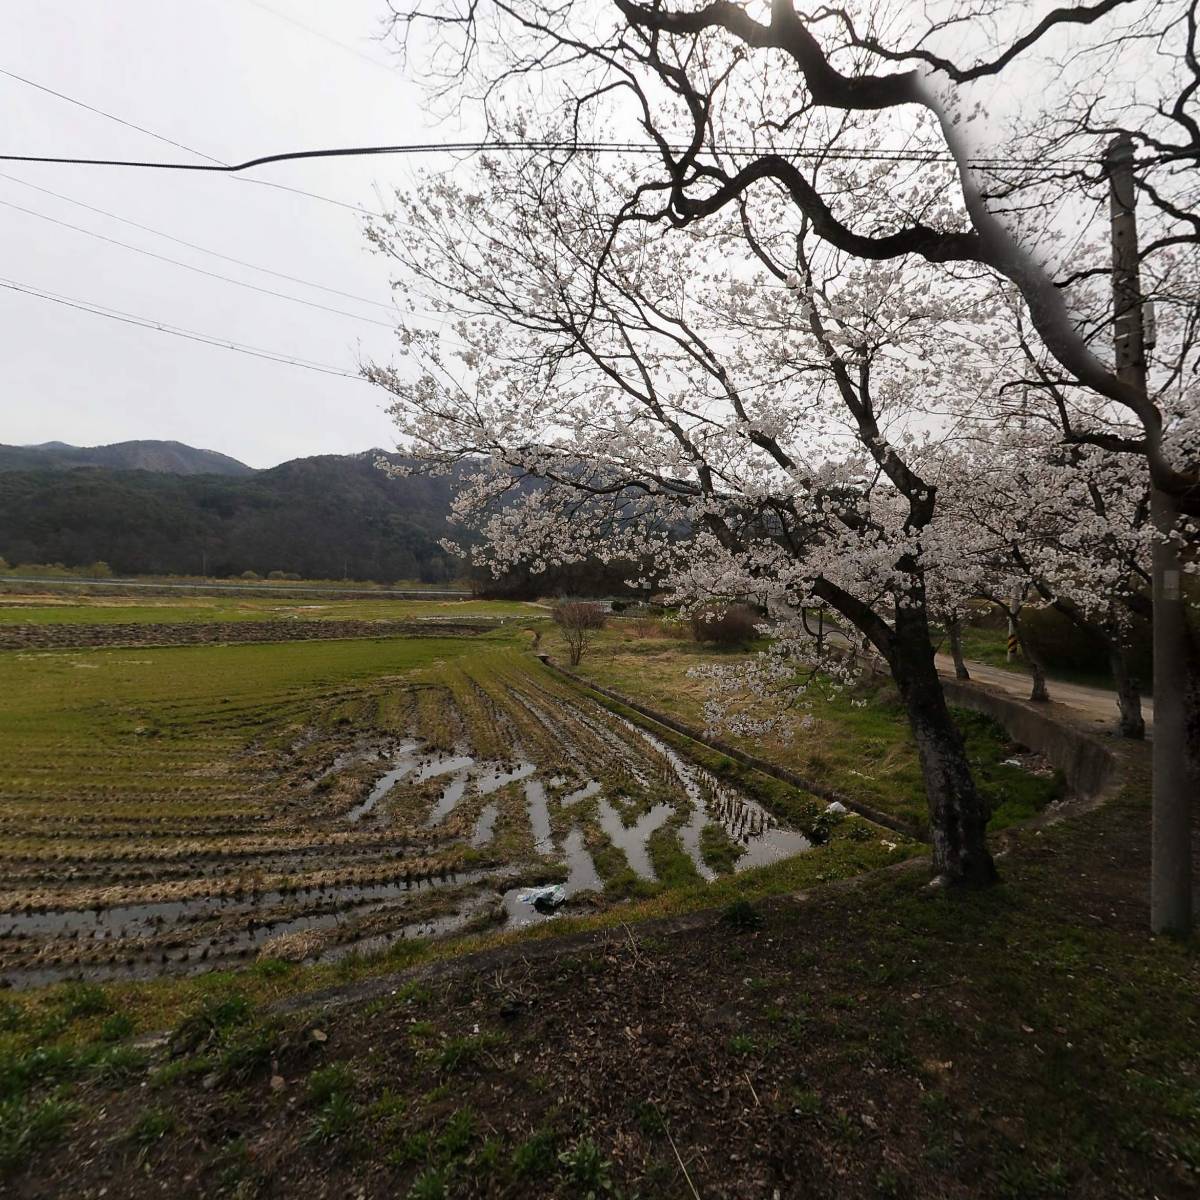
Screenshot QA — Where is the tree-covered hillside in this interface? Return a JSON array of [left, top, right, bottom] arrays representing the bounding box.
[[0, 453, 464, 582], [0, 440, 254, 476]]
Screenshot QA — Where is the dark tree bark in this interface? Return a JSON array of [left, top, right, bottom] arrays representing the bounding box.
[[1110, 646, 1146, 739], [947, 617, 971, 681], [890, 610, 998, 887], [996, 602, 1051, 703], [1022, 637, 1052, 703], [821, 580, 997, 886]]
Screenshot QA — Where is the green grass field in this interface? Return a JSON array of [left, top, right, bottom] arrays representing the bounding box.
[[0, 634, 497, 831], [0, 594, 542, 624]]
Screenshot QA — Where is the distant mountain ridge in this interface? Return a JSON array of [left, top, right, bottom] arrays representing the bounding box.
[[2, 440, 254, 477], [0, 441, 644, 593], [0, 449, 467, 583]]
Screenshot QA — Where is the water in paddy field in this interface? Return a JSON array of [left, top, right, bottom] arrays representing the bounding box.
[[0, 685, 819, 988]]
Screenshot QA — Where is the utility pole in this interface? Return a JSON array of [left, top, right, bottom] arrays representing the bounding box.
[[1105, 134, 1192, 935]]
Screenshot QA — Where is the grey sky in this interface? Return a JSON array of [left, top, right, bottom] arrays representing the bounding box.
[[3, 3, 1147, 471], [4, 0, 444, 468]]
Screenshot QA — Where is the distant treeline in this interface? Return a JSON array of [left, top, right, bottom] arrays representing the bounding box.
[[0, 453, 655, 595]]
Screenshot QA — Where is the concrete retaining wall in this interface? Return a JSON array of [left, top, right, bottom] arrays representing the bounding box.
[[941, 679, 1119, 802]]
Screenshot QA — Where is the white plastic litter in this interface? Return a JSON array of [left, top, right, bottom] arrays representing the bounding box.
[[519, 884, 566, 912]]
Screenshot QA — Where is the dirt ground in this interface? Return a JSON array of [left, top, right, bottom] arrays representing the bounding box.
[[0, 619, 494, 650], [6, 735, 1198, 1200]]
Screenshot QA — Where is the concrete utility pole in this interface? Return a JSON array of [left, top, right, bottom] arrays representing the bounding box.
[[1105, 134, 1192, 935]]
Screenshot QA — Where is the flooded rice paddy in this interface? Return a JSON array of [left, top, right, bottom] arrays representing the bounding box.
[[0, 651, 823, 989]]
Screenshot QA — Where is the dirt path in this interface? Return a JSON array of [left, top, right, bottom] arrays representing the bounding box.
[[935, 653, 1154, 734], [826, 628, 1150, 735]]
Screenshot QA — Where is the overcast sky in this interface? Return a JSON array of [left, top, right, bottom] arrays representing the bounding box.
[[4, 0, 453, 468], [4, 4, 1138, 471]]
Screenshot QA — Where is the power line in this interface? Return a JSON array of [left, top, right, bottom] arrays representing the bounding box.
[[239, 0, 399, 75], [0, 170, 396, 309], [0, 195, 398, 327], [0, 68, 224, 164], [0, 275, 364, 379], [0, 139, 1097, 173], [1, 66, 1100, 199], [0, 67, 387, 217]]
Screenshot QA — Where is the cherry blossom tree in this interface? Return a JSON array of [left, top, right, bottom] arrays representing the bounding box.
[[385, 0, 1198, 930], [947, 421, 1155, 735], [366, 147, 1022, 885]]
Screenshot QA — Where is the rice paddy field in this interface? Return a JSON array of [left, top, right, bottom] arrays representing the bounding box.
[[0, 598, 925, 996]]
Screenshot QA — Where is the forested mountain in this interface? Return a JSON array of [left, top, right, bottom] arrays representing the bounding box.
[[0, 440, 255, 476], [0, 452, 464, 582]]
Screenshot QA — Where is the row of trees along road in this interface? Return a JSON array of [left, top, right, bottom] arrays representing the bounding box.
[[366, 0, 1198, 929]]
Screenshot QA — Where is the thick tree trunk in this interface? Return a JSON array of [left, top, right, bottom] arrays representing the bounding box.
[[1013, 616, 1050, 703], [891, 618, 998, 887], [1109, 647, 1145, 740], [947, 618, 970, 680]]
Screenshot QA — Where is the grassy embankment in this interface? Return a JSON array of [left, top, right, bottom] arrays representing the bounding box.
[[557, 620, 1065, 835]]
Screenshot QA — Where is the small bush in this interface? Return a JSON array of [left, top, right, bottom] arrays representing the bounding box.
[[722, 899, 764, 931], [305, 1093, 358, 1146], [690, 604, 760, 647], [436, 1032, 506, 1074], [631, 616, 666, 638], [558, 1138, 613, 1194], [99, 1013, 135, 1042], [552, 600, 608, 630], [168, 991, 253, 1056], [407, 1168, 448, 1200], [552, 601, 607, 666], [127, 1107, 175, 1147], [511, 1128, 559, 1179], [0, 1094, 76, 1174], [56, 982, 112, 1020], [240, 570, 260, 580], [307, 1063, 354, 1106]]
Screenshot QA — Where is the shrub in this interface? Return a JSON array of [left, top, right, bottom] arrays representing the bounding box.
[[722, 899, 763, 931], [240, 570, 260, 581], [558, 1138, 613, 1194], [552, 600, 608, 630], [306, 1063, 354, 1106], [552, 601, 607, 666], [56, 982, 112, 1020], [267, 569, 287, 580], [631, 616, 666, 638], [690, 603, 761, 647]]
